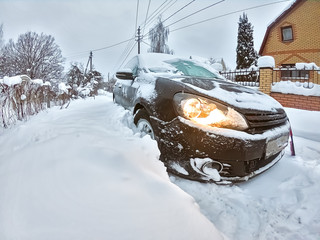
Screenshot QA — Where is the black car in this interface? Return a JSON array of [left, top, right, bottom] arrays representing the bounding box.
[[113, 53, 290, 183]]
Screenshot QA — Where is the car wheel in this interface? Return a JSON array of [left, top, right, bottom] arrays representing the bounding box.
[[134, 109, 155, 140]]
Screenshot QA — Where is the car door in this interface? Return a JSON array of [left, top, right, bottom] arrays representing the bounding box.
[[118, 56, 140, 109]]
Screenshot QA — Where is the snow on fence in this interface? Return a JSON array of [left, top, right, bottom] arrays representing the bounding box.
[[0, 75, 71, 128], [272, 66, 320, 88], [219, 68, 259, 87], [220, 64, 320, 90]]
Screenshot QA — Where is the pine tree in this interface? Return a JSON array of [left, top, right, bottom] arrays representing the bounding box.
[[67, 63, 85, 88], [236, 13, 257, 69], [148, 16, 173, 54]]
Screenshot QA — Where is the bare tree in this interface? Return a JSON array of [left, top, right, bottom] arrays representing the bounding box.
[[148, 16, 173, 54], [0, 24, 4, 78], [0, 31, 64, 83], [0, 23, 4, 49]]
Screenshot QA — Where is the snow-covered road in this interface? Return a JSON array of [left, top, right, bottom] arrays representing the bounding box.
[[0, 95, 222, 240], [0, 94, 319, 240]]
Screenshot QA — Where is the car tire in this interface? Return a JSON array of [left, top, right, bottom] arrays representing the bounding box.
[[134, 109, 155, 140]]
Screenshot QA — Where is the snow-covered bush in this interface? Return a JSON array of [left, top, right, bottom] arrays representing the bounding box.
[[66, 63, 104, 98], [0, 75, 70, 128]]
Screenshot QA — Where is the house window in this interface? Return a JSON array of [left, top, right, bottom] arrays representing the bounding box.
[[281, 64, 309, 80], [281, 26, 293, 41]]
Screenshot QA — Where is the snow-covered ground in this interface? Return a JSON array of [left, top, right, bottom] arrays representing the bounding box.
[[0, 94, 319, 240], [173, 107, 320, 239]]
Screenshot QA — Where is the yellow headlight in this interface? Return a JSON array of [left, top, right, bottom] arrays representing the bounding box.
[[182, 98, 201, 118], [194, 108, 227, 125], [173, 93, 249, 131]]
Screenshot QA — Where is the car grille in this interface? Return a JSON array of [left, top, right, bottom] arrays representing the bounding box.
[[244, 110, 288, 134]]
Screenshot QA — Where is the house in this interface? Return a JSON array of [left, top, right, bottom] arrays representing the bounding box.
[[259, 0, 320, 69], [257, 0, 320, 111]]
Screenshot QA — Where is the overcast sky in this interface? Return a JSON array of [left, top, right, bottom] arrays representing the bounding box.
[[0, 0, 294, 78]]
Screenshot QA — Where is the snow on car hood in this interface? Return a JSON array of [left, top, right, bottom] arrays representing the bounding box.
[[175, 77, 283, 112], [137, 53, 283, 112]]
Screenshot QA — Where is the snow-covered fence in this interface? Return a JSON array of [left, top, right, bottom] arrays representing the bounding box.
[[219, 68, 259, 87], [0, 75, 70, 128], [272, 65, 320, 88], [257, 58, 320, 111]]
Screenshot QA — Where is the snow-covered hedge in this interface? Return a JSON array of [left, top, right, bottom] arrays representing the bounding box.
[[0, 75, 71, 128]]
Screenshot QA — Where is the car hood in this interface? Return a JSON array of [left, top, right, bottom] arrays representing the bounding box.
[[171, 76, 283, 113]]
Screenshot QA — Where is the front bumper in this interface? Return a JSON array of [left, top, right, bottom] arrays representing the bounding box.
[[152, 116, 290, 182]]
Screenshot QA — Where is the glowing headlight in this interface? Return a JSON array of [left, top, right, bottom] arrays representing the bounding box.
[[173, 93, 248, 131], [182, 98, 202, 118]]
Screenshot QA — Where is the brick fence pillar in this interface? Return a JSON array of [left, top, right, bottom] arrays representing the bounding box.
[[259, 67, 273, 95]]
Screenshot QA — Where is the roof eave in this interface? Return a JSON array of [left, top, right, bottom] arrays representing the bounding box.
[[259, 0, 305, 55]]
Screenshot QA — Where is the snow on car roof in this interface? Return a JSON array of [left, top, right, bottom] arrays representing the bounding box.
[[138, 53, 184, 68]]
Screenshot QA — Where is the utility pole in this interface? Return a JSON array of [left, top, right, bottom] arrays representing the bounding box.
[[89, 51, 93, 73], [137, 26, 141, 54], [85, 51, 93, 75]]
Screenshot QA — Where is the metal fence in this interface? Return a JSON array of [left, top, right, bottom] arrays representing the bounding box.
[[272, 67, 320, 88], [219, 69, 259, 87]]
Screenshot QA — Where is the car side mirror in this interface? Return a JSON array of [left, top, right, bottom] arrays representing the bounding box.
[[116, 69, 134, 80]]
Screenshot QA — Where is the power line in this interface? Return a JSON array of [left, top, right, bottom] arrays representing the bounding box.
[[116, 0, 175, 69], [143, 0, 224, 39], [162, 0, 195, 23], [166, 0, 225, 28], [65, 37, 135, 59], [65, 52, 90, 59], [159, 0, 178, 21], [171, 0, 291, 33], [116, 0, 167, 67], [119, 42, 137, 69], [67, 1, 173, 70], [142, 0, 168, 28], [114, 38, 136, 71], [143, 0, 175, 30], [142, 40, 151, 47], [142, 4, 176, 40], [160, 0, 178, 19], [91, 37, 135, 52], [142, 0, 152, 36]]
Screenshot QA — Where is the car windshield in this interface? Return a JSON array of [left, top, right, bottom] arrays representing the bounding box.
[[165, 60, 220, 78], [142, 54, 222, 79]]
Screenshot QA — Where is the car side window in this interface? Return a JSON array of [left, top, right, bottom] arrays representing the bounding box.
[[124, 56, 139, 77]]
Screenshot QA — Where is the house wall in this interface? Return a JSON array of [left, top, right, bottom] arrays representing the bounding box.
[[261, 0, 320, 67]]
